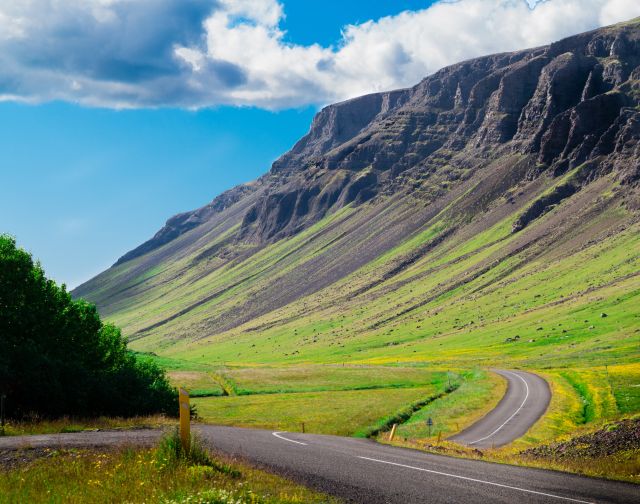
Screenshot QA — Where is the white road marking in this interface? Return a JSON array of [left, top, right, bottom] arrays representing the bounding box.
[[468, 370, 530, 446], [272, 431, 307, 445], [358, 456, 593, 504]]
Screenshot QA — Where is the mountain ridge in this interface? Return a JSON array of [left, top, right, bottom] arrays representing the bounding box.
[[73, 18, 640, 369], [102, 17, 640, 269]]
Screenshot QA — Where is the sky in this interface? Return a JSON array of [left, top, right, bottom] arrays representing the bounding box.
[[1, 0, 640, 288]]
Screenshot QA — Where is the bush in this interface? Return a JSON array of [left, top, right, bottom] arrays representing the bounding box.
[[0, 234, 177, 419]]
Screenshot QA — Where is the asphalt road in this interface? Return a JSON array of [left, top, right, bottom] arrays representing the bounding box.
[[449, 369, 551, 448], [1, 369, 636, 503], [2, 426, 638, 503], [196, 426, 638, 504]]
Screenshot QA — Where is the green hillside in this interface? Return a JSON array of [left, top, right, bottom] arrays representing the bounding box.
[[77, 164, 639, 444], [73, 18, 640, 449]]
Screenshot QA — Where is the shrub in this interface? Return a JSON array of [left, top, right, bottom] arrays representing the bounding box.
[[0, 234, 177, 419]]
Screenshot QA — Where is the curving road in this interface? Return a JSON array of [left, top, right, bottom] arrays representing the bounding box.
[[2, 370, 636, 503], [449, 369, 551, 448], [2, 426, 637, 503]]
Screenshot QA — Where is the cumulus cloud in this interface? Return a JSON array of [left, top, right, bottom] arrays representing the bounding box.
[[0, 0, 639, 109]]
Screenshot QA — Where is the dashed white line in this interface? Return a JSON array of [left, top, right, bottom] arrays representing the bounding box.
[[357, 456, 593, 504], [469, 370, 530, 446], [272, 431, 308, 445]]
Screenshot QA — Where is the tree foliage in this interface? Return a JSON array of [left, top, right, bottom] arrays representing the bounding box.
[[0, 235, 177, 418]]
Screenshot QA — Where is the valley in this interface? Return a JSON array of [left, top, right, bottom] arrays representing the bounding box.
[[70, 16, 640, 481]]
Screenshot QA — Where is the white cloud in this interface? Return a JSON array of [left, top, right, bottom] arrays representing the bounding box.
[[0, 0, 639, 109]]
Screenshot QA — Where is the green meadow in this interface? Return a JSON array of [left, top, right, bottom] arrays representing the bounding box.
[[194, 386, 442, 436]]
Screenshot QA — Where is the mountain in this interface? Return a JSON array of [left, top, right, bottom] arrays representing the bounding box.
[[73, 18, 640, 368]]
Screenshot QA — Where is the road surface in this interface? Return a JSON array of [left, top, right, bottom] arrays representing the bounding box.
[[1, 426, 637, 503], [449, 369, 551, 448]]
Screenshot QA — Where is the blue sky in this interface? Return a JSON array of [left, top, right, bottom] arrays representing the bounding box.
[[0, 102, 315, 287], [1, 0, 638, 288]]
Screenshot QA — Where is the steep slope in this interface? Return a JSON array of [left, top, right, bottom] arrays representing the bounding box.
[[73, 18, 640, 370]]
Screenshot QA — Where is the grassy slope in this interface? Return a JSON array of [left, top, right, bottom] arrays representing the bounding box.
[[78, 162, 639, 448]]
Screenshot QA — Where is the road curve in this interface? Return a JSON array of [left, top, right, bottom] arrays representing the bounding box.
[[449, 369, 551, 448], [1, 426, 638, 503]]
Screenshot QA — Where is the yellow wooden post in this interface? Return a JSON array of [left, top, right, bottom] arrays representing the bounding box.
[[179, 388, 190, 453], [389, 423, 397, 442], [437, 431, 442, 445]]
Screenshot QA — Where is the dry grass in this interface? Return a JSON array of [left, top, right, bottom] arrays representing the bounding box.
[[0, 415, 174, 437]]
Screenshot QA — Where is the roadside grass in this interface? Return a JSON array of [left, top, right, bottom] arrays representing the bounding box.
[[0, 433, 337, 504], [509, 416, 640, 484], [392, 369, 506, 441], [193, 386, 443, 436], [512, 449, 640, 484], [387, 435, 640, 485], [511, 364, 640, 449], [560, 369, 617, 424], [0, 415, 174, 437], [508, 371, 584, 449]]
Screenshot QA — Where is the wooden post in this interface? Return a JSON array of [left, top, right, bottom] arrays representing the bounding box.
[[437, 431, 442, 445], [301, 422, 305, 433], [179, 388, 190, 453], [389, 423, 398, 442]]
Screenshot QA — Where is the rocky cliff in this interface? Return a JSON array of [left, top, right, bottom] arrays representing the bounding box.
[[114, 17, 639, 263], [73, 19, 640, 358]]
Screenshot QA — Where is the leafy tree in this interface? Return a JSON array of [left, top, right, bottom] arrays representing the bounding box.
[[0, 234, 177, 418]]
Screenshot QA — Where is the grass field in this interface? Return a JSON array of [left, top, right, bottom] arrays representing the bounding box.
[[608, 363, 640, 414], [167, 371, 225, 397], [221, 365, 449, 394], [194, 386, 446, 436], [173, 366, 505, 440], [0, 434, 337, 504]]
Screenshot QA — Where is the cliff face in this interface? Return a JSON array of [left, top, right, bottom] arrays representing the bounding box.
[[239, 21, 639, 242], [73, 19, 640, 353], [134, 18, 638, 252]]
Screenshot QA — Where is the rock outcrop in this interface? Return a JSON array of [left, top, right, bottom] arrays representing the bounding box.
[[111, 18, 640, 256], [231, 18, 640, 242]]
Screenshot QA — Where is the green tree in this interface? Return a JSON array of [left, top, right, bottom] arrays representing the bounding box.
[[0, 234, 177, 418]]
